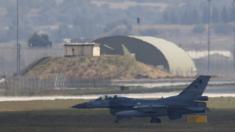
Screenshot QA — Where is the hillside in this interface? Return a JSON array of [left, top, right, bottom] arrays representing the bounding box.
[[25, 56, 172, 80], [0, 0, 233, 42]]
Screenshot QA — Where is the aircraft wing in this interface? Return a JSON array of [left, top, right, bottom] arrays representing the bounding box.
[[133, 104, 167, 112]]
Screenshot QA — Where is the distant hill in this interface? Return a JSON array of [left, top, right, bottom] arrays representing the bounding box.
[[0, 0, 232, 42], [25, 56, 172, 80]]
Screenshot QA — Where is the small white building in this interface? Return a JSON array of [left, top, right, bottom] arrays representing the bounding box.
[[64, 42, 100, 57]]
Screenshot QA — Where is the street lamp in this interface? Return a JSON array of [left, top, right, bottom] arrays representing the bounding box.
[[16, 0, 21, 76], [207, 0, 212, 75]]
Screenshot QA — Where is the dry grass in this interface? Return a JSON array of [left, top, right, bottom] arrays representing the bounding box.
[[26, 56, 172, 80], [0, 98, 234, 132]]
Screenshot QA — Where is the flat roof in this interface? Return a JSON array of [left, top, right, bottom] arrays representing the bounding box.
[[64, 42, 99, 46]]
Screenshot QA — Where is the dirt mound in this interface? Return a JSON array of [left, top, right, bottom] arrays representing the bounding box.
[[25, 56, 172, 80]]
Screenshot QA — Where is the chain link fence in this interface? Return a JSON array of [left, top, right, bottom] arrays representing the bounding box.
[[0, 76, 113, 96]]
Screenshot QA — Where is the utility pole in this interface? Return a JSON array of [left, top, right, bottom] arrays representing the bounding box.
[[207, 0, 212, 75], [16, 0, 21, 76], [233, 0, 235, 69], [137, 17, 141, 25]]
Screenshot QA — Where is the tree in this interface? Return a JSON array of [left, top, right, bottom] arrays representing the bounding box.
[[228, 4, 235, 22], [192, 9, 200, 24], [192, 24, 206, 34], [212, 6, 220, 23], [162, 7, 178, 24], [28, 32, 52, 48], [213, 23, 232, 34], [162, 10, 170, 23], [202, 5, 209, 23], [221, 6, 229, 23]]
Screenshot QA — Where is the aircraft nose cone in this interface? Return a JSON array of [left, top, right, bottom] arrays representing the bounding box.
[[72, 103, 88, 109]]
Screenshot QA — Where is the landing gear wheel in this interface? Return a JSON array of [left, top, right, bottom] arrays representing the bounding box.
[[150, 118, 161, 123], [114, 117, 120, 123], [115, 119, 119, 123]]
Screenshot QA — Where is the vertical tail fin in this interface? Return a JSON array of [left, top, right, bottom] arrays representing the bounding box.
[[178, 75, 211, 97]]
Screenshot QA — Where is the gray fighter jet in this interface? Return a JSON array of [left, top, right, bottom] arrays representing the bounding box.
[[72, 75, 211, 123]]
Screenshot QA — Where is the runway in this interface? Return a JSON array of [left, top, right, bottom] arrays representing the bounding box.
[[0, 86, 235, 102]]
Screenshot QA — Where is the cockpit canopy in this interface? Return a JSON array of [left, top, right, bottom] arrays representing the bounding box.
[[96, 95, 118, 101]]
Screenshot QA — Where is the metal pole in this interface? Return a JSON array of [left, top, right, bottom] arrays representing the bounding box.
[[207, 0, 212, 75], [16, 0, 20, 75], [233, 0, 235, 70]]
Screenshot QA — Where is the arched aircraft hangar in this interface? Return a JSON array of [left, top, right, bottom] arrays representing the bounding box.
[[94, 36, 196, 76]]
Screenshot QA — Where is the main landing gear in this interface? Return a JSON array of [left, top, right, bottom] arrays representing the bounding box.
[[150, 117, 161, 123], [114, 116, 122, 123], [114, 116, 162, 124], [115, 118, 119, 123]]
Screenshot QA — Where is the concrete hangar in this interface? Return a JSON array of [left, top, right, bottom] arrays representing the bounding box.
[[94, 36, 196, 76]]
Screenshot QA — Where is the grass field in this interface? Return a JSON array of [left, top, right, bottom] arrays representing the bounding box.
[[0, 98, 235, 132]]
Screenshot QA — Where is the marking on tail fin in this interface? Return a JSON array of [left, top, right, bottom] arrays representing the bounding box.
[[179, 75, 211, 97]]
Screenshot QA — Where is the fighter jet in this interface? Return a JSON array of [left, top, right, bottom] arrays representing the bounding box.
[[72, 75, 211, 123]]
